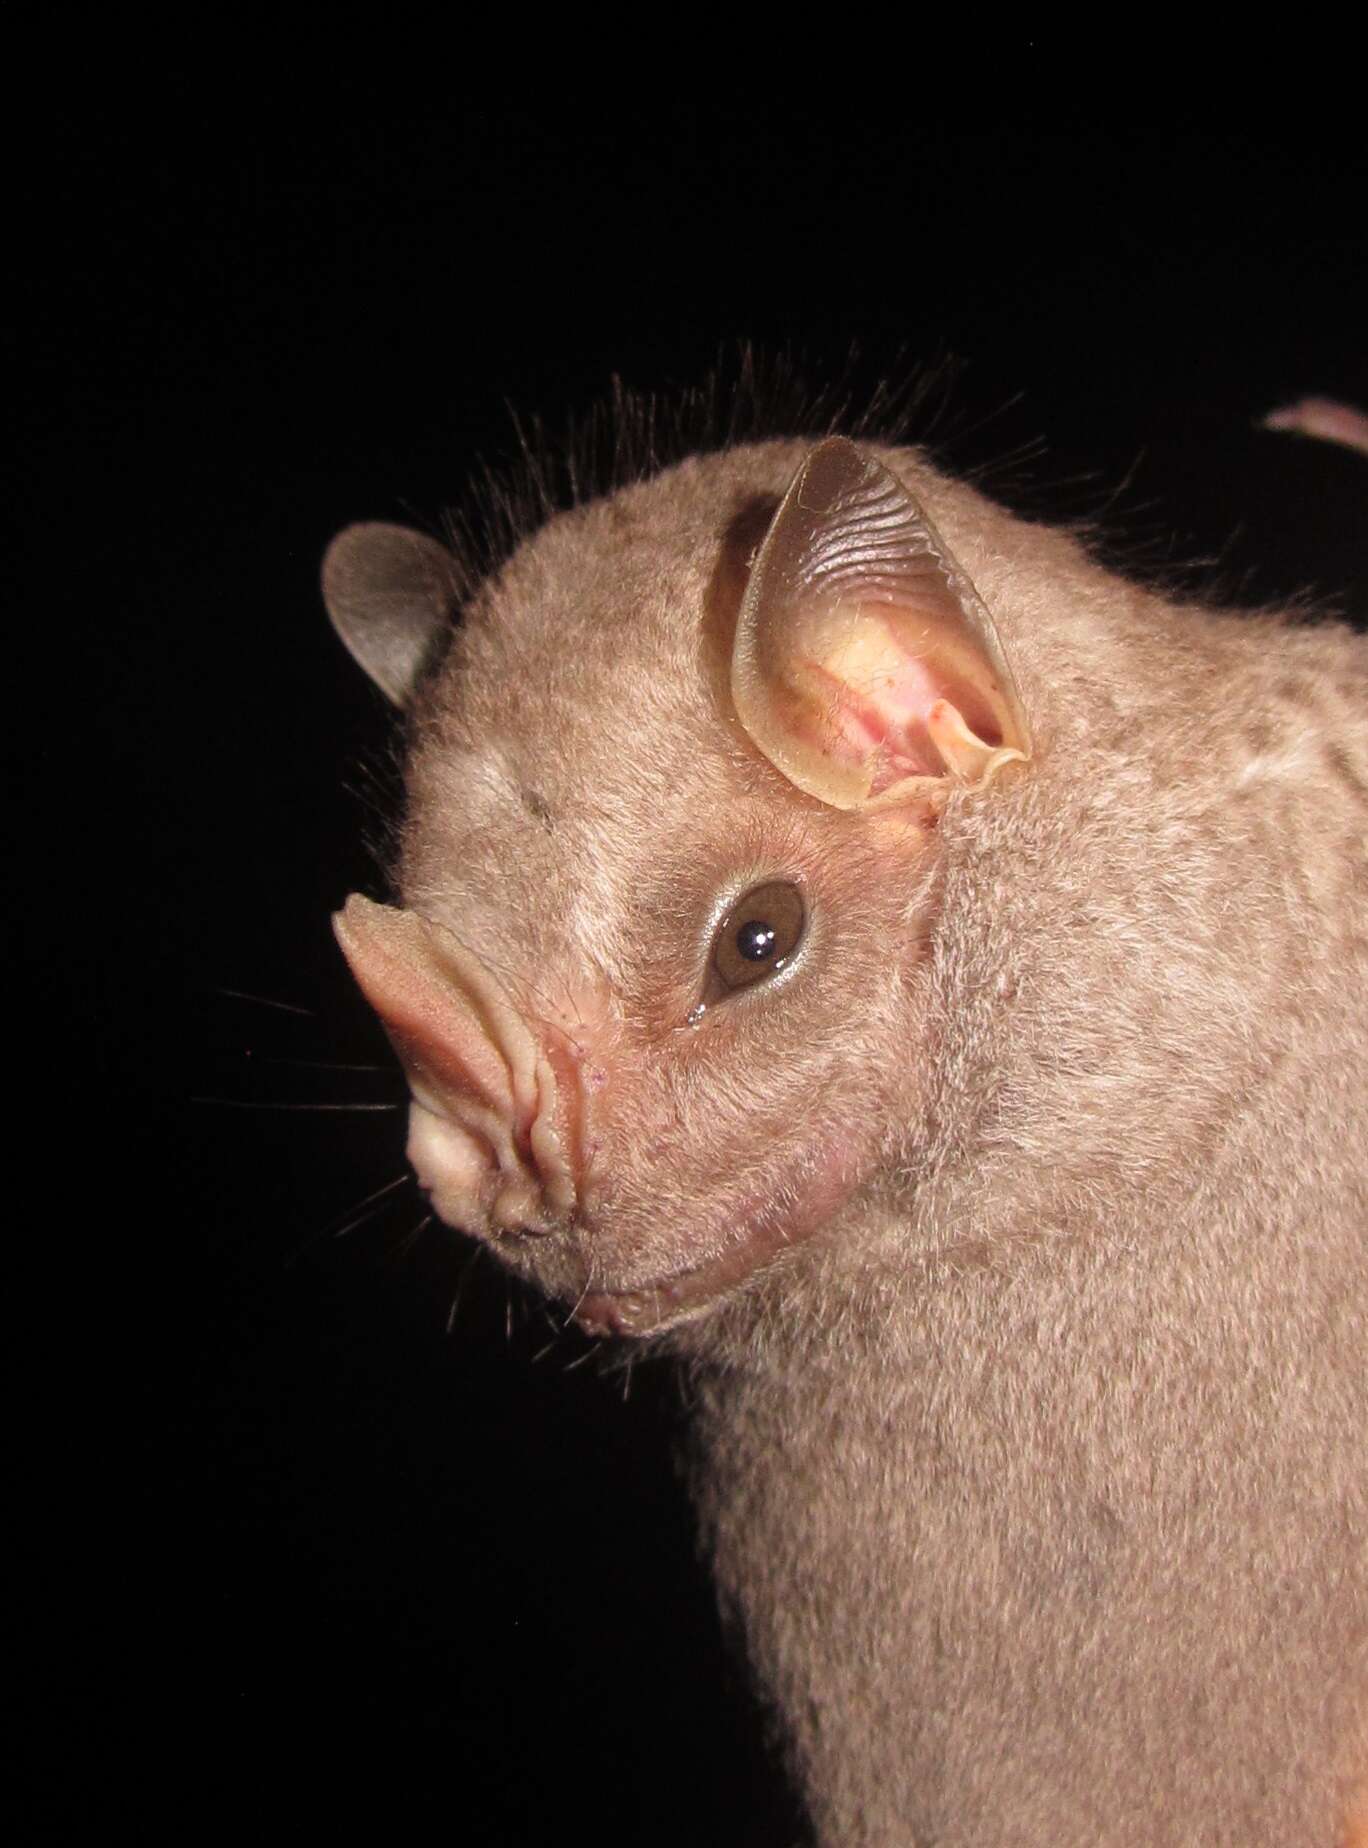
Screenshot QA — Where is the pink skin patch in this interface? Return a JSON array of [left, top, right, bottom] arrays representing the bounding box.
[[807, 657, 947, 784], [801, 610, 1006, 797]]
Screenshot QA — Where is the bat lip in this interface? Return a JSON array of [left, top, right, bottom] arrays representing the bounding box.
[[571, 1250, 748, 1336], [572, 1139, 863, 1338], [572, 1284, 713, 1340]]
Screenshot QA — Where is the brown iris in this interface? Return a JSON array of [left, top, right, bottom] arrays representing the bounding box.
[[711, 881, 806, 993]]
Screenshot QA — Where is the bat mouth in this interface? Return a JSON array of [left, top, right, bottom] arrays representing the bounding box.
[[572, 1140, 862, 1338], [573, 1267, 742, 1339]]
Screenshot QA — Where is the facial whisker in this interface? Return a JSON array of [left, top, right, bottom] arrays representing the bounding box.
[[330, 1171, 412, 1238], [190, 1098, 402, 1112], [393, 1212, 434, 1261], [215, 986, 315, 1017], [445, 1243, 487, 1335], [249, 1056, 394, 1074]]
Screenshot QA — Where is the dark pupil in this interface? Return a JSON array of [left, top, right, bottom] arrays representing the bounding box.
[[736, 919, 777, 962]]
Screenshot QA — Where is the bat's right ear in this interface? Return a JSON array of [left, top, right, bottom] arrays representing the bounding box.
[[321, 523, 457, 707], [731, 438, 1031, 813]]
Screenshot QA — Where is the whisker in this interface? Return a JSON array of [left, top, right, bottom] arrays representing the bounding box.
[[331, 1171, 412, 1238], [445, 1244, 486, 1334], [248, 1056, 394, 1074], [286, 1169, 412, 1265], [215, 987, 315, 1017], [190, 1098, 402, 1112], [393, 1212, 434, 1261], [563, 1259, 597, 1330]]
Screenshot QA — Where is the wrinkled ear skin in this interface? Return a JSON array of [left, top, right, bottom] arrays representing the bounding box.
[[731, 437, 1032, 812], [321, 522, 458, 707]]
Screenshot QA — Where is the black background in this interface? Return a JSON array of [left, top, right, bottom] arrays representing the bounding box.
[[41, 109, 1365, 1839]]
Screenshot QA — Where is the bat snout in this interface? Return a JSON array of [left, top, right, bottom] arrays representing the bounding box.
[[334, 892, 588, 1240]]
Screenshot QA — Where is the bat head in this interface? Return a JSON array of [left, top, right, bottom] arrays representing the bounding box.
[[325, 438, 1039, 1336]]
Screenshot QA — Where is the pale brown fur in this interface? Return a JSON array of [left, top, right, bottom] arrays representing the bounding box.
[[355, 436, 1366, 1844]]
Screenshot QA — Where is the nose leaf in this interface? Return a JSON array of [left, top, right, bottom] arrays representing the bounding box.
[[333, 894, 578, 1233]]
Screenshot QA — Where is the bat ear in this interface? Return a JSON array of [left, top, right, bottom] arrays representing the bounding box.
[[731, 437, 1032, 811], [321, 523, 457, 707]]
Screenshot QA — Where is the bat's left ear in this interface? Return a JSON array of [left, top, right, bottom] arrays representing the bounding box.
[[731, 438, 1031, 812], [322, 523, 457, 707]]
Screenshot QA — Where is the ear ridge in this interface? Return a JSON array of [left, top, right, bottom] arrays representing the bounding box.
[[322, 523, 457, 707], [730, 437, 1032, 812]]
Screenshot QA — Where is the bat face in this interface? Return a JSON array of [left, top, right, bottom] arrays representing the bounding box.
[[327, 438, 1035, 1335]]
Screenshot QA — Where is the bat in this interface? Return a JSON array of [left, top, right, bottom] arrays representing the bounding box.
[[322, 408, 1367, 1845]]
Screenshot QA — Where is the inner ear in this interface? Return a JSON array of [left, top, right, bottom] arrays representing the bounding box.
[[730, 438, 1032, 812]]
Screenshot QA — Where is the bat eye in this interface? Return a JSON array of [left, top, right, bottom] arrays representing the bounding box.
[[711, 881, 806, 993]]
